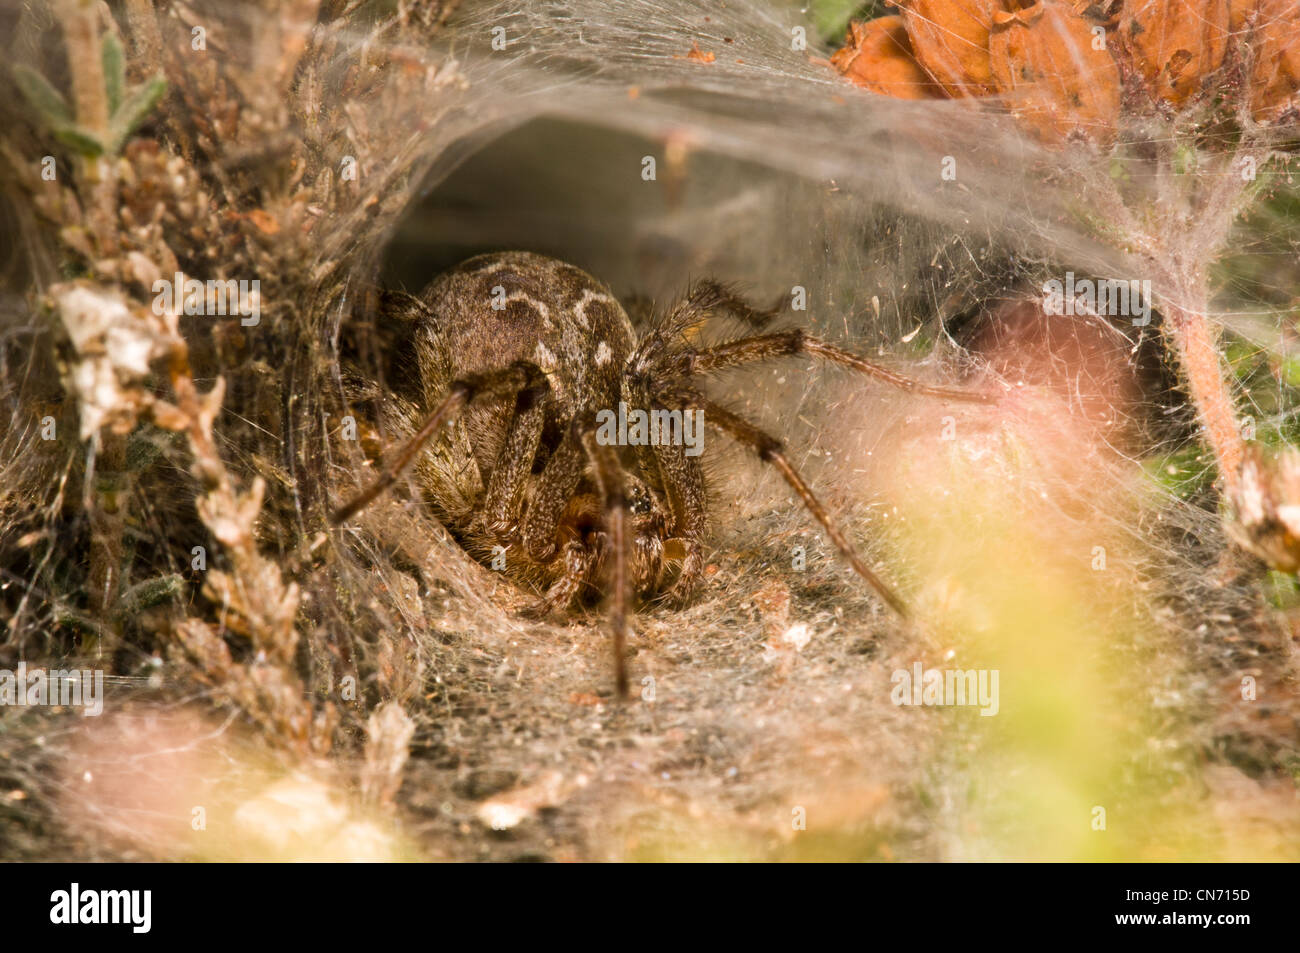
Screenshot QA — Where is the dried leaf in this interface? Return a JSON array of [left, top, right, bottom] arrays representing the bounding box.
[[890, 0, 999, 96], [245, 208, 281, 235], [54, 284, 177, 438], [362, 701, 415, 808], [1239, 0, 1300, 120], [991, 1, 1121, 143], [125, 250, 161, 289], [831, 16, 944, 99], [1120, 0, 1231, 105], [477, 771, 575, 830], [1226, 446, 1300, 572]]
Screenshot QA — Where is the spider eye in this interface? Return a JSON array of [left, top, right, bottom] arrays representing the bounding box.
[[628, 486, 653, 515]]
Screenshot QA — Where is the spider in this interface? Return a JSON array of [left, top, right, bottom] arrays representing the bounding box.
[[332, 251, 994, 698]]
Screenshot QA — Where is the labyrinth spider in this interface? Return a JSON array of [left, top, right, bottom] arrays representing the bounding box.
[[332, 251, 994, 697]]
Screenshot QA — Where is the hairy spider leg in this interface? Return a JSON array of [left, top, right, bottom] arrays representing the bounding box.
[[659, 278, 787, 336], [482, 380, 549, 537], [580, 424, 632, 699], [331, 361, 546, 525], [645, 438, 707, 605], [687, 329, 998, 403], [660, 388, 910, 617], [622, 373, 707, 606], [520, 424, 586, 563]]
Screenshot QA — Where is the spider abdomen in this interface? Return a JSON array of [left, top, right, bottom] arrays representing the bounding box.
[[416, 251, 634, 418]]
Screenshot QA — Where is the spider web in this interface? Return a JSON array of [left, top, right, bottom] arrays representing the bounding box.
[[1, 0, 1297, 861]]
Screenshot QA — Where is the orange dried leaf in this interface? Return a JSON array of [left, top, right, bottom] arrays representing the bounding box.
[[991, 0, 1121, 143], [891, 0, 999, 96], [1073, 0, 1124, 23], [1239, 0, 1300, 121], [1120, 0, 1231, 105], [246, 208, 281, 235], [830, 16, 944, 98], [1228, 0, 1258, 29]]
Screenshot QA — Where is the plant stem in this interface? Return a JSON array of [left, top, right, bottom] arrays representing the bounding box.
[[86, 432, 125, 654], [1161, 272, 1244, 496]]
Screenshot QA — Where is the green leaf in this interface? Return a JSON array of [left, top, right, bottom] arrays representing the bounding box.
[[106, 76, 166, 154], [1281, 357, 1300, 390], [1264, 570, 1300, 610], [52, 125, 105, 157], [116, 573, 185, 618], [1142, 447, 1215, 500], [102, 32, 126, 115], [811, 0, 869, 41], [12, 64, 73, 127], [1066, 198, 1126, 245]]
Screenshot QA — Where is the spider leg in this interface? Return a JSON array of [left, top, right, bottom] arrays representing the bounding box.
[[647, 440, 706, 606], [666, 390, 909, 617], [520, 426, 586, 563], [687, 329, 996, 403], [624, 374, 707, 606], [665, 279, 785, 333], [481, 379, 549, 537], [578, 424, 632, 699], [520, 537, 599, 619], [331, 361, 545, 525]]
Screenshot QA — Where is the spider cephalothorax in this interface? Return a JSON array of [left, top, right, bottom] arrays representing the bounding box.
[[334, 251, 994, 696]]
